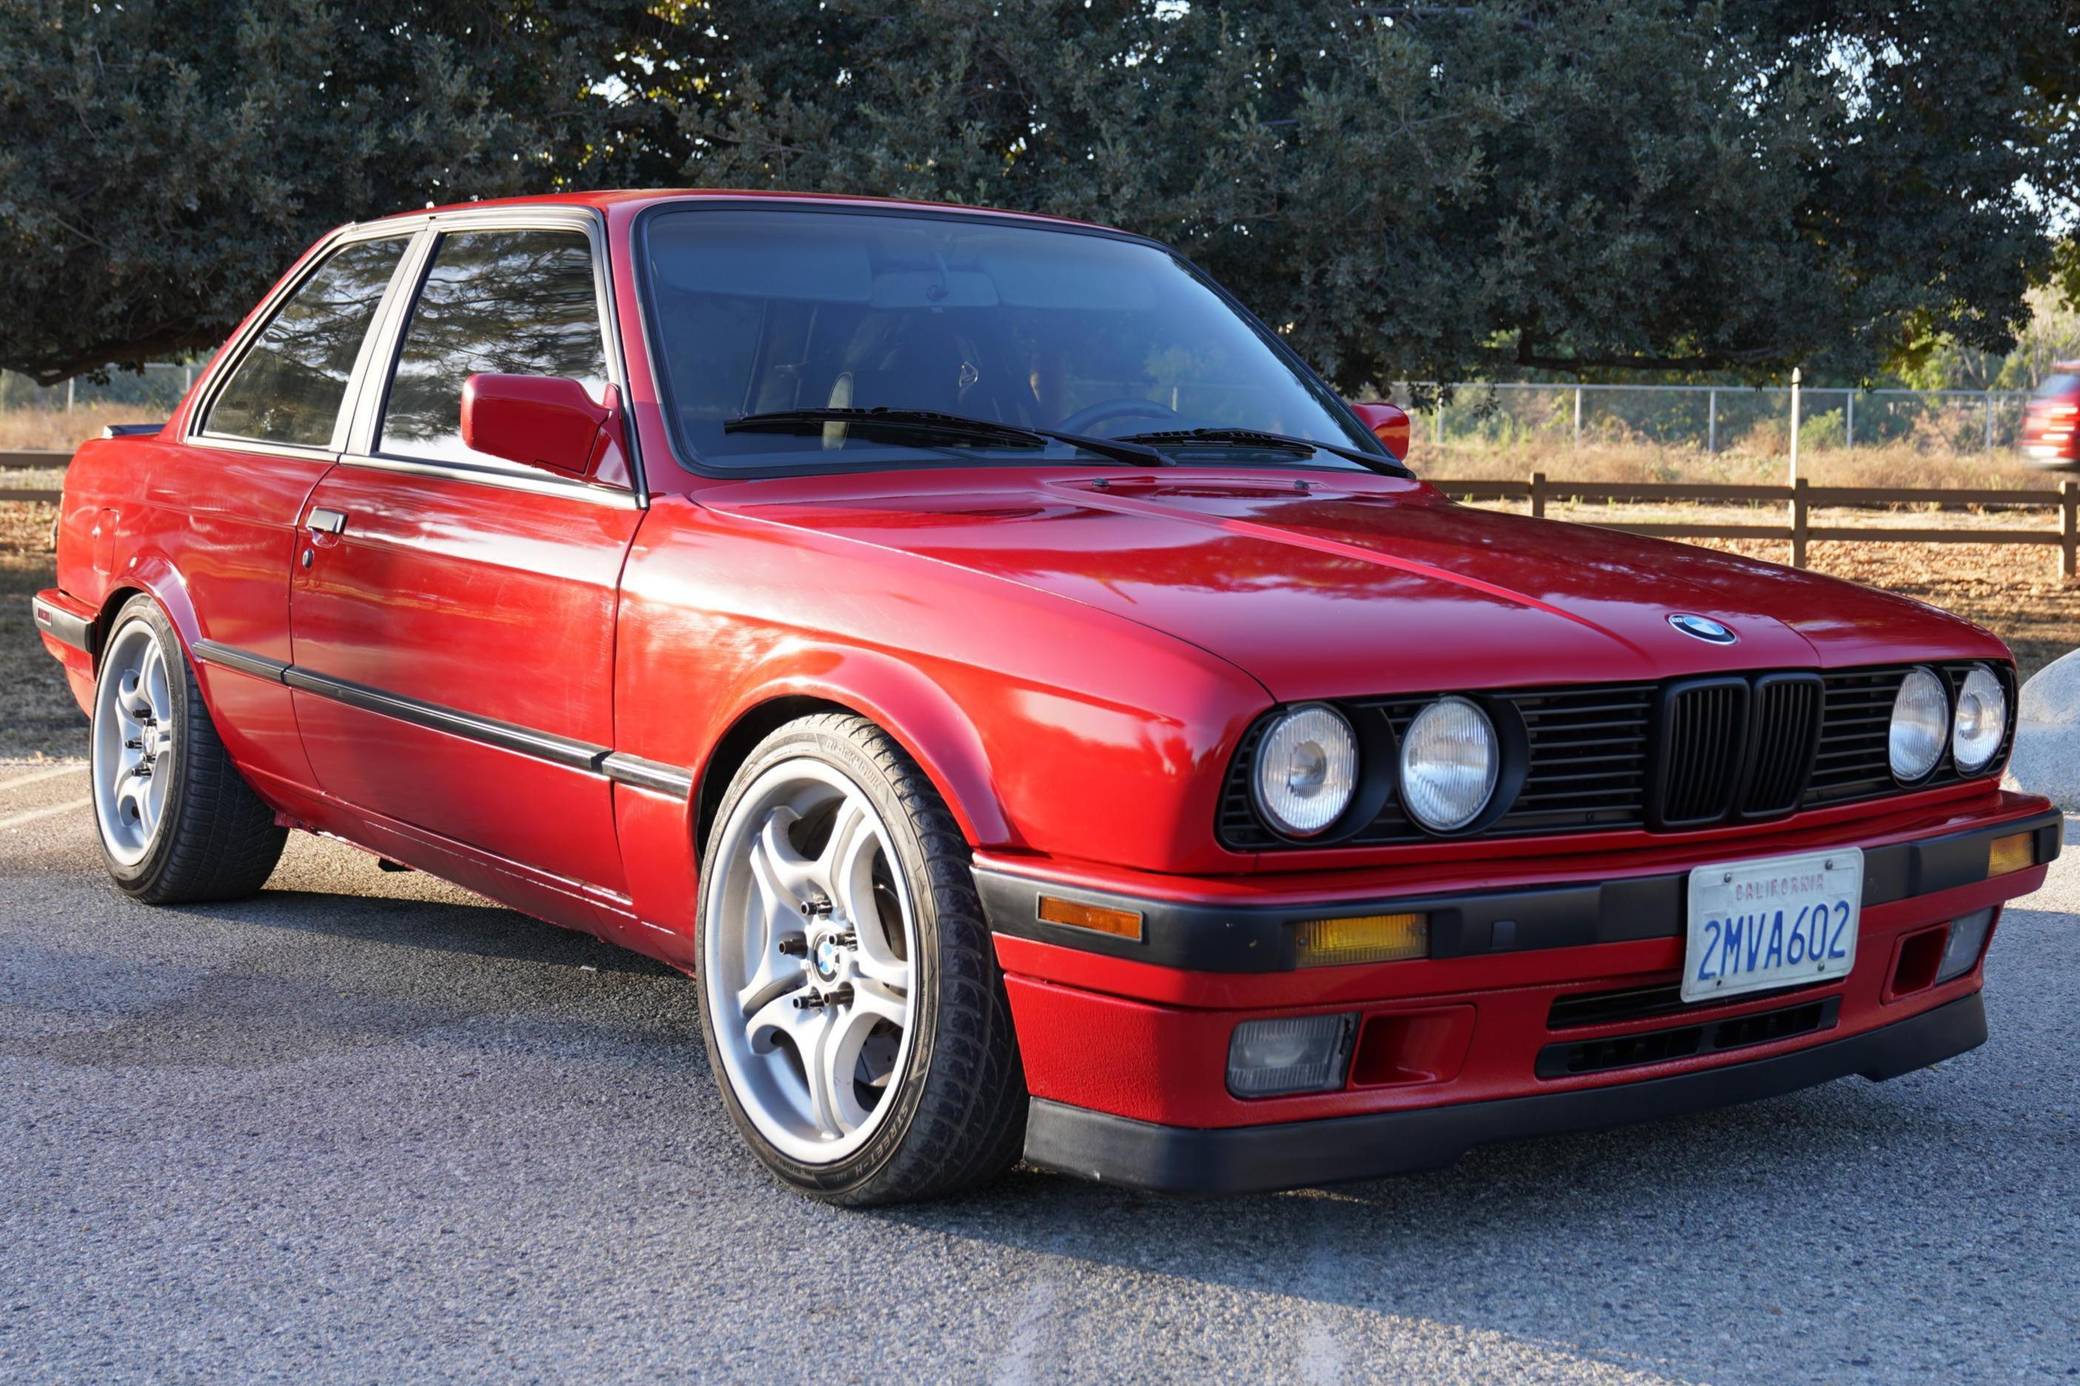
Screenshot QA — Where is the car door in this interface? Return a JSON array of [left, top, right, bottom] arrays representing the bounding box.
[[176, 231, 417, 792], [287, 213, 641, 899]]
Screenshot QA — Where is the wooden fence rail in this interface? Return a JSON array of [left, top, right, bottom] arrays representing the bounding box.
[[3, 451, 2076, 578], [1435, 472, 2080, 579]]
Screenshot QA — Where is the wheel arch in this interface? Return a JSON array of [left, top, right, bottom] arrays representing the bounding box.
[[691, 657, 1013, 860]]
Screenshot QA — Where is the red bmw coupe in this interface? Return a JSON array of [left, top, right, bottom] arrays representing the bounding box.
[[33, 191, 2060, 1203]]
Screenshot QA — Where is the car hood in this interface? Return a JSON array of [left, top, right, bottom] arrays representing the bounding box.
[[699, 469, 2005, 700]]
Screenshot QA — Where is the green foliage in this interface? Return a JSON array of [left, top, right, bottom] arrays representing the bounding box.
[[0, 0, 663, 384], [2, 0, 2076, 394]]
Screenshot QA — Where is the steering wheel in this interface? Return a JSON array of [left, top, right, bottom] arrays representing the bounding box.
[[1056, 397, 1181, 436]]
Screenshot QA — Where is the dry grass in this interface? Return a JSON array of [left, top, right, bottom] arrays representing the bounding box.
[[1422, 438, 2058, 492], [0, 405, 155, 455]]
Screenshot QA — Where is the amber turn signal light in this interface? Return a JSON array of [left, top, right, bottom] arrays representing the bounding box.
[[1294, 913, 1428, 967], [1037, 895, 1144, 942], [1987, 831, 2037, 879]]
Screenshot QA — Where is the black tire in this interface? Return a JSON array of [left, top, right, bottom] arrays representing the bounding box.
[[695, 712, 1026, 1205], [91, 595, 287, 904]]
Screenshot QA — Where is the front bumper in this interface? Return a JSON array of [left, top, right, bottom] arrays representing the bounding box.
[[1024, 991, 1988, 1194], [979, 796, 2061, 1192]]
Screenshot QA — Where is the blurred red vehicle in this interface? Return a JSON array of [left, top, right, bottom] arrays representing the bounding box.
[[33, 192, 2060, 1203], [2022, 363, 2080, 467]]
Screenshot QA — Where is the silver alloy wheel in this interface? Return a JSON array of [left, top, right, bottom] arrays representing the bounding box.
[[703, 758, 919, 1165], [91, 618, 176, 868]]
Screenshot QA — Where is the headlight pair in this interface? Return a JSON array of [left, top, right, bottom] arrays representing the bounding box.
[[1889, 664, 2006, 782], [1251, 697, 1500, 839]]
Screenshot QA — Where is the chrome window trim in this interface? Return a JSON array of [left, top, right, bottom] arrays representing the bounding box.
[[185, 222, 424, 458], [348, 207, 648, 507], [330, 452, 643, 509]]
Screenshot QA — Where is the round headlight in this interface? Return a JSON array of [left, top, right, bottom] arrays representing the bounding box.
[[1252, 704, 1358, 838], [1889, 666, 1949, 782], [1399, 696, 1499, 832], [1951, 664, 2007, 774]]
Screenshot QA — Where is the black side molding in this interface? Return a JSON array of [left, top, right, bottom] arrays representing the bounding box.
[[977, 807, 2064, 974], [191, 639, 288, 683], [600, 753, 696, 797], [30, 595, 94, 653], [190, 639, 696, 797], [1022, 992, 1988, 1195]]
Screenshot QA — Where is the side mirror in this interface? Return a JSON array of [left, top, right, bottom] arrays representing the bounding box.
[[1348, 401, 1412, 463], [461, 374, 619, 477]]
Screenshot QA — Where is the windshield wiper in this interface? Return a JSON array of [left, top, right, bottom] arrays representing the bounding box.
[[1117, 426, 1412, 478], [725, 407, 1175, 468]]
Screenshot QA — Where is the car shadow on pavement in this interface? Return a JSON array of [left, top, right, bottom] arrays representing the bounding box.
[[192, 886, 680, 977], [875, 1062, 2069, 1379]]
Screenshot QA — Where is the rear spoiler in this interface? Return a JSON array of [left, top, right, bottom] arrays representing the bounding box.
[[101, 423, 164, 438]]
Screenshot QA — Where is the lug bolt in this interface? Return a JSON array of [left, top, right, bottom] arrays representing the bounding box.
[[791, 984, 853, 1011], [800, 896, 833, 918], [777, 936, 808, 957]]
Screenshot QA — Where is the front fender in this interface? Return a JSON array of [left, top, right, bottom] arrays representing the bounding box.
[[704, 645, 1013, 847]]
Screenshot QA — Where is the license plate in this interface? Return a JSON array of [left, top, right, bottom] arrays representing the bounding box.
[[1682, 848, 1863, 1004]]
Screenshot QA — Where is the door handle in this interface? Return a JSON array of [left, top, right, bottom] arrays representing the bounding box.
[[307, 507, 347, 535]]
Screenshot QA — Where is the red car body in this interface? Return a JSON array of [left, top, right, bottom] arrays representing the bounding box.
[[34, 191, 2060, 1193]]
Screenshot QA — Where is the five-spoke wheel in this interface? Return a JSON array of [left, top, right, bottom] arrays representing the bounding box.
[[92, 618, 177, 866], [88, 596, 285, 903], [696, 713, 1026, 1204], [705, 760, 918, 1162]]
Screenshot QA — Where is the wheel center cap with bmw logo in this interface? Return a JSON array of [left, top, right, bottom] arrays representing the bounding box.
[[813, 935, 843, 980], [1668, 613, 1737, 644]]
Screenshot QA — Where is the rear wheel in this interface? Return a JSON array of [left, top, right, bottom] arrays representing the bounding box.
[[90, 596, 286, 903], [696, 713, 1025, 1205]]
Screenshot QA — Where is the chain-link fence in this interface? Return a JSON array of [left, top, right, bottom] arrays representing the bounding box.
[[0, 365, 200, 415], [0, 367, 2044, 456], [1396, 382, 2034, 454]]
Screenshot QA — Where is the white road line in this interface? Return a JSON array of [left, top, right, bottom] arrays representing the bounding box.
[[0, 764, 86, 796], [0, 797, 91, 831]]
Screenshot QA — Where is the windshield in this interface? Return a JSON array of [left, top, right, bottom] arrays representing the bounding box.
[[2032, 373, 2078, 400], [638, 207, 1380, 472]]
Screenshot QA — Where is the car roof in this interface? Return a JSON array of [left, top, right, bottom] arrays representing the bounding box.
[[371, 188, 1120, 235]]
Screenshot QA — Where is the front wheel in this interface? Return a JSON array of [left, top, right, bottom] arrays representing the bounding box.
[[90, 596, 286, 903], [696, 713, 1025, 1205]]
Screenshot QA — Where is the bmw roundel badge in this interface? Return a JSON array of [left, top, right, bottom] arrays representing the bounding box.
[[1668, 613, 1737, 644]]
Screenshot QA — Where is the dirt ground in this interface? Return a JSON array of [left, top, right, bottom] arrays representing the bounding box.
[[4, 490, 2075, 760], [3, 500, 80, 759]]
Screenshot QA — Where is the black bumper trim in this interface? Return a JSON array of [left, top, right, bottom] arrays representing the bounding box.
[[1022, 991, 1988, 1194], [30, 595, 93, 654], [976, 808, 2063, 974]]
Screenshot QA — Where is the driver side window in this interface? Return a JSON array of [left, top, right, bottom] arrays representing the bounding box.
[[378, 229, 607, 469]]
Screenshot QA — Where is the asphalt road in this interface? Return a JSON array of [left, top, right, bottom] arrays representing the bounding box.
[[2, 761, 2075, 1384]]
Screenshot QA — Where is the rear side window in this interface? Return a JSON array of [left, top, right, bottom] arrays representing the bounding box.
[[379, 229, 607, 467], [2033, 373, 2078, 400], [204, 238, 409, 448]]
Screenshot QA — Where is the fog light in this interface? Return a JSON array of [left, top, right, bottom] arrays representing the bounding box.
[[1987, 831, 2036, 878], [1294, 913, 1428, 967], [1937, 908, 1995, 983], [1226, 1014, 1355, 1097]]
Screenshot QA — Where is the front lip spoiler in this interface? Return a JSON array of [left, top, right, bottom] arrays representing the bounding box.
[[1022, 991, 1988, 1195], [974, 807, 2063, 973]]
